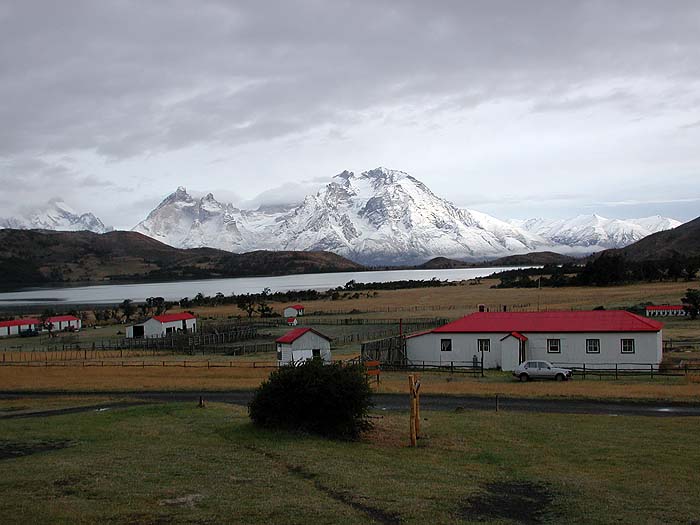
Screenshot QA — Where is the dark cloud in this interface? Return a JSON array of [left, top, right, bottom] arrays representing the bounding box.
[[1, 1, 700, 160]]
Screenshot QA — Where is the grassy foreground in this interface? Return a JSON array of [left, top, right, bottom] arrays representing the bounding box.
[[1, 401, 699, 524]]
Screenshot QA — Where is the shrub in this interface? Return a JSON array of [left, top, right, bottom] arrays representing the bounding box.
[[248, 360, 373, 439]]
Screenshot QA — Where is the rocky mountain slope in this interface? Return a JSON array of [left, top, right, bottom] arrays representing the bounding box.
[[0, 199, 110, 233], [134, 168, 551, 264]]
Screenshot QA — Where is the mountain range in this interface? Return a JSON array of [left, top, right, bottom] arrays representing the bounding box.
[[0, 199, 110, 234], [0, 167, 683, 264]]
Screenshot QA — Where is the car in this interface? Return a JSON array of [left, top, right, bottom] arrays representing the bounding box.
[[513, 360, 572, 382]]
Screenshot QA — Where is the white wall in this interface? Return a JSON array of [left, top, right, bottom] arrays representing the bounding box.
[[283, 307, 299, 318], [126, 317, 197, 338], [406, 333, 502, 369], [277, 332, 331, 366], [406, 331, 662, 371], [0, 322, 40, 337]]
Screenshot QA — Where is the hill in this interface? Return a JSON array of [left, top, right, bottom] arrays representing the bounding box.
[[602, 216, 700, 260], [416, 251, 578, 270], [0, 229, 364, 285]]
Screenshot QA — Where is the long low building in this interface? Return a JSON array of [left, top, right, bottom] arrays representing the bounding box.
[[0, 318, 41, 337], [46, 315, 81, 331], [406, 311, 663, 371], [126, 313, 197, 338]]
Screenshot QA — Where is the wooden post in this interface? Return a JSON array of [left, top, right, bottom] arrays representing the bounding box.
[[415, 376, 421, 437], [408, 375, 417, 447], [496, 394, 499, 412]]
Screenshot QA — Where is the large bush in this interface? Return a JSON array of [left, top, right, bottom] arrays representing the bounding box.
[[248, 360, 373, 439]]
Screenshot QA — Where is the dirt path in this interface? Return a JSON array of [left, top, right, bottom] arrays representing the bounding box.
[[3, 391, 700, 417]]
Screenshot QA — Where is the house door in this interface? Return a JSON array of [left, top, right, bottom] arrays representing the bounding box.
[[518, 340, 526, 364]]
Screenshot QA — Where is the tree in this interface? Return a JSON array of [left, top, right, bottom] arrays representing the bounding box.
[[237, 294, 257, 318], [256, 287, 274, 318], [682, 288, 700, 320], [248, 360, 373, 439], [120, 299, 135, 322]]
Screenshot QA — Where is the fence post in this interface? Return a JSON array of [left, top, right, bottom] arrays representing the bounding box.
[[650, 363, 654, 380], [615, 363, 618, 380], [583, 363, 586, 380]]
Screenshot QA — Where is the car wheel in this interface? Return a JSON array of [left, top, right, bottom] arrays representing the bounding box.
[[555, 373, 565, 381], [519, 373, 529, 382]]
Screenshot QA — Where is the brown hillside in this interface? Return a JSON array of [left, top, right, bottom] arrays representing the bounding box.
[[0, 229, 364, 284]]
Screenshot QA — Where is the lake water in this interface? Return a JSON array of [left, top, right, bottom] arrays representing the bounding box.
[[0, 267, 520, 306]]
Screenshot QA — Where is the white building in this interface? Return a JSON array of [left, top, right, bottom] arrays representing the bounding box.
[[283, 304, 305, 318], [645, 305, 686, 317], [406, 311, 663, 371], [276, 327, 332, 366], [0, 318, 41, 337], [46, 315, 82, 331], [126, 312, 197, 338]]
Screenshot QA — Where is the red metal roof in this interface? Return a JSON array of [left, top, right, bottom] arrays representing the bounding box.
[[153, 313, 196, 323], [430, 311, 662, 334], [645, 305, 684, 311], [276, 327, 331, 344], [290, 304, 304, 310], [0, 318, 40, 328], [46, 315, 79, 323]]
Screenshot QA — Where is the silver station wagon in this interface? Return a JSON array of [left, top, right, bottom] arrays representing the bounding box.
[[513, 360, 573, 382]]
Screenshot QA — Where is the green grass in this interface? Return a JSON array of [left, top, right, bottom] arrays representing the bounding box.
[[1, 401, 699, 523]]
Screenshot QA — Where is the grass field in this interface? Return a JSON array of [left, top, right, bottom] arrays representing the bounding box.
[[1, 401, 699, 524], [1, 355, 700, 402]]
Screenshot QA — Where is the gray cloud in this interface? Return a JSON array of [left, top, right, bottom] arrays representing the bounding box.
[[1, 1, 700, 225]]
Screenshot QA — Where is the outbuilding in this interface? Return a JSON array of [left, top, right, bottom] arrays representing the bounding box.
[[275, 327, 332, 366], [645, 305, 686, 317], [406, 310, 663, 371], [46, 315, 81, 331], [283, 304, 305, 318], [126, 312, 197, 339], [0, 318, 41, 337]]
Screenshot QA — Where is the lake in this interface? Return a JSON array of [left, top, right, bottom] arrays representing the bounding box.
[[0, 267, 520, 306]]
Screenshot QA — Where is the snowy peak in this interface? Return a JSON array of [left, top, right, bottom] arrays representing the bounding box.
[[0, 200, 110, 233], [515, 214, 681, 249], [130, 168, 683, 264]]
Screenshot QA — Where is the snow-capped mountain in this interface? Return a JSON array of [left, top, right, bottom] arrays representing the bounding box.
[[0, 199, 110, 233], [512, 214, 682, 250], [133, 168, 549, 264], [132, 168, 682, 264]]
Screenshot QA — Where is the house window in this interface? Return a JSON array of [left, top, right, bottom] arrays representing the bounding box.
[[586, 339, 600, 354], [440, 339, 452, 352], [478, 339, 490, 352], [621, 339, 635, 354], [312, 349, 321, 359], [276, 351, 282, 361], [547, 339, 561, 353]]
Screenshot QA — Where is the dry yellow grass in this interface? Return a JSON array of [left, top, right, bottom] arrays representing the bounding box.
[[2, 357, 699, 401], [0, 361, 273, 391], [373, 370, 700, 401]]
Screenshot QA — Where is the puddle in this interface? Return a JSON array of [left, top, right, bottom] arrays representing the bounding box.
[[0, 440, 73, 460], [460, 480, 556, 524]]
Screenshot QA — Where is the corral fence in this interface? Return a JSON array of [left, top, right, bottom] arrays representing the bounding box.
[[551, 362, 700, 379], [384, 359, 484, 377], [663, 339, 700, 352], [3, 326, 261, 355]]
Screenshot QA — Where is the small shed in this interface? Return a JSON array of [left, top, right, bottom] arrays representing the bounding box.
[[286, 317, 298, 326], [0, 318, 41, 337], [283, 304, 305, 318], [645, 305, 686, 317], [46, 315, 81, 331], [276, 327, 331, 366], [126, 312, 196, 338]]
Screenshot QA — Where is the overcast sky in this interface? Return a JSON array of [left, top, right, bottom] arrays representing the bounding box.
[[1, 0, 699, 229]]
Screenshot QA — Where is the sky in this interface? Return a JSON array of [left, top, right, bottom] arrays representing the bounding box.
[[1, 0, 699, 230]]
